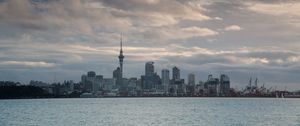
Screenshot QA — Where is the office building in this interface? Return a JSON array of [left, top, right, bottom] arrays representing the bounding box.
[[205, 74, 219, 96], [172, 66, 180, 81], [219, 74, 230, 96], [81, 71, 103, 93], [188, 73, 195, 86], [161, 69, 170, 92], [144, 62, 161, 90]]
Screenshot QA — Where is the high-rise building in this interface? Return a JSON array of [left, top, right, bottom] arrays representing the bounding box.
[[144, 61, 161, 90], [161, 69, 170, 92], [188, 73, 195, 86], [145, 62, 154, 76], [103, 78, 116, 91], [172, 66, 180, 81], [187, 73, 196, 96], [113, 67, 121, 79], [87, 71, 96, 78], [220, 74, 230, 96], [81, 71, 103, 93], [94, 75, 103, 93], [128, 78, 138, 95], [170, 66, 185, 95], [205, 74, 219, 96], [113, 67, 122, 88]]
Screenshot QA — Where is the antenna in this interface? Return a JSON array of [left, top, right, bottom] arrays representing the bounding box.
[[120, 33, 123, 52], [249, 77, 252, 87], [255, 78, 258, 88]]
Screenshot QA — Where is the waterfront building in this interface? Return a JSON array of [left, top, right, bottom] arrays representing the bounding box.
[[174, 79, 186, 95], [145, 61, 155, 76], [87, 71, 96, 78], [161, 69, 170, 93], [205, 74, 219, 96], [188, 73, 195, 86], [187, 73, 196, 95], [219, 74, 230, 96], [195, 81, 205, 96], [81, 74, 91, 92], [63, 80, 74, 93], [113, 67, 122, 88], [172, 66, 180, 81], [103, 78, 116, 91], [128, 78, 138, 96], [128, 78, 138, 90], [170, 66, 185, 95], [144, 62, 161, 90], [94, 75, 103, 93], [81, 71, 103, 93]]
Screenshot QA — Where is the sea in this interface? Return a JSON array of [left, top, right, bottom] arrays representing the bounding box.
[[0, 98, 299, 126]]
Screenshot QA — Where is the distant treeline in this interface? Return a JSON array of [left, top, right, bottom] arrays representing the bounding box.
[[0, 81, 81, 99], [0, 81, 50, 98], [0, 85, 49, 99]]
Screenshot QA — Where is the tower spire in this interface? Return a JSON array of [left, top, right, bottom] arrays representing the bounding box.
[[118, 33, 125, 88], [120, 33, 123, 53]]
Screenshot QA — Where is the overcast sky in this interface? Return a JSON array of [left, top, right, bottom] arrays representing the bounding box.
[[0, 0, 299, 90]]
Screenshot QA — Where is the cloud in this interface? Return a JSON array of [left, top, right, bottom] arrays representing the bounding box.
[[214, 17, 223, 20], [224, 25, 242, 31], [182, 27, 219, 37], [246, 2, 300, 17], [0, 61, 56, 69], [245, 1, 300, 27], [101, 0, 211, 25]]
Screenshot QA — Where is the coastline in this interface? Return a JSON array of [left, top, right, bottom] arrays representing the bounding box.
[[1, 95, 300, 100]]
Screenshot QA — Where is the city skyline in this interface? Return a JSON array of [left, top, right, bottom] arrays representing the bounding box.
[[0, 0, 300, 90]]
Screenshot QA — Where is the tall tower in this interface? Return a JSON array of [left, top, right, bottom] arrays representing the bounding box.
[[188, 73, 195, 86], [172, 66, 180, 81], [162, 69, 170, 92], [118, 34, 124, 82]]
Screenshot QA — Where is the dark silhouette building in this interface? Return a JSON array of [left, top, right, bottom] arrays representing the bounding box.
[[172, 66, 180, 81], [205, 74, 219, 96], [220, 74, 230, 96], [143, 62, 161, 90], [113, 67, 121, 88]]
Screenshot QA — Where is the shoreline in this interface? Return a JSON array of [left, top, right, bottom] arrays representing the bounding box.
[[1, 96, 299, 100]]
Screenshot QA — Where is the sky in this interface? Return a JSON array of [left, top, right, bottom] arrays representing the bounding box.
[[0, 0, 299, 90]]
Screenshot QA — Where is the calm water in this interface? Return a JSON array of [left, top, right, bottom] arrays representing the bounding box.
[[0, 98, 300, 126]]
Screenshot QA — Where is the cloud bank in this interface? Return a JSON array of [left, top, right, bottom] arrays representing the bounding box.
[[0, 0, 299, 90]]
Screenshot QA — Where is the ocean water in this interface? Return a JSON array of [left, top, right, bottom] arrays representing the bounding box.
[[0, 98, 300, 126]]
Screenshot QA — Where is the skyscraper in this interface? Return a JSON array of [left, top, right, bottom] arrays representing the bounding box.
[[145, 62, 154, 76], [81, 71, 102, 93], [171, 66, 185, 95], [186, 73, 196, 96], [172, 66, 180, 81], [188, 73, 195, 86], [220, 74, 230, 96], [113, 67, 122, 88], [205, 74, 219, 96], [113, 67, 121, 79], [161, 69, 170, 92], [144, 61, 161, 90], [87, 71, 96, 78]]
